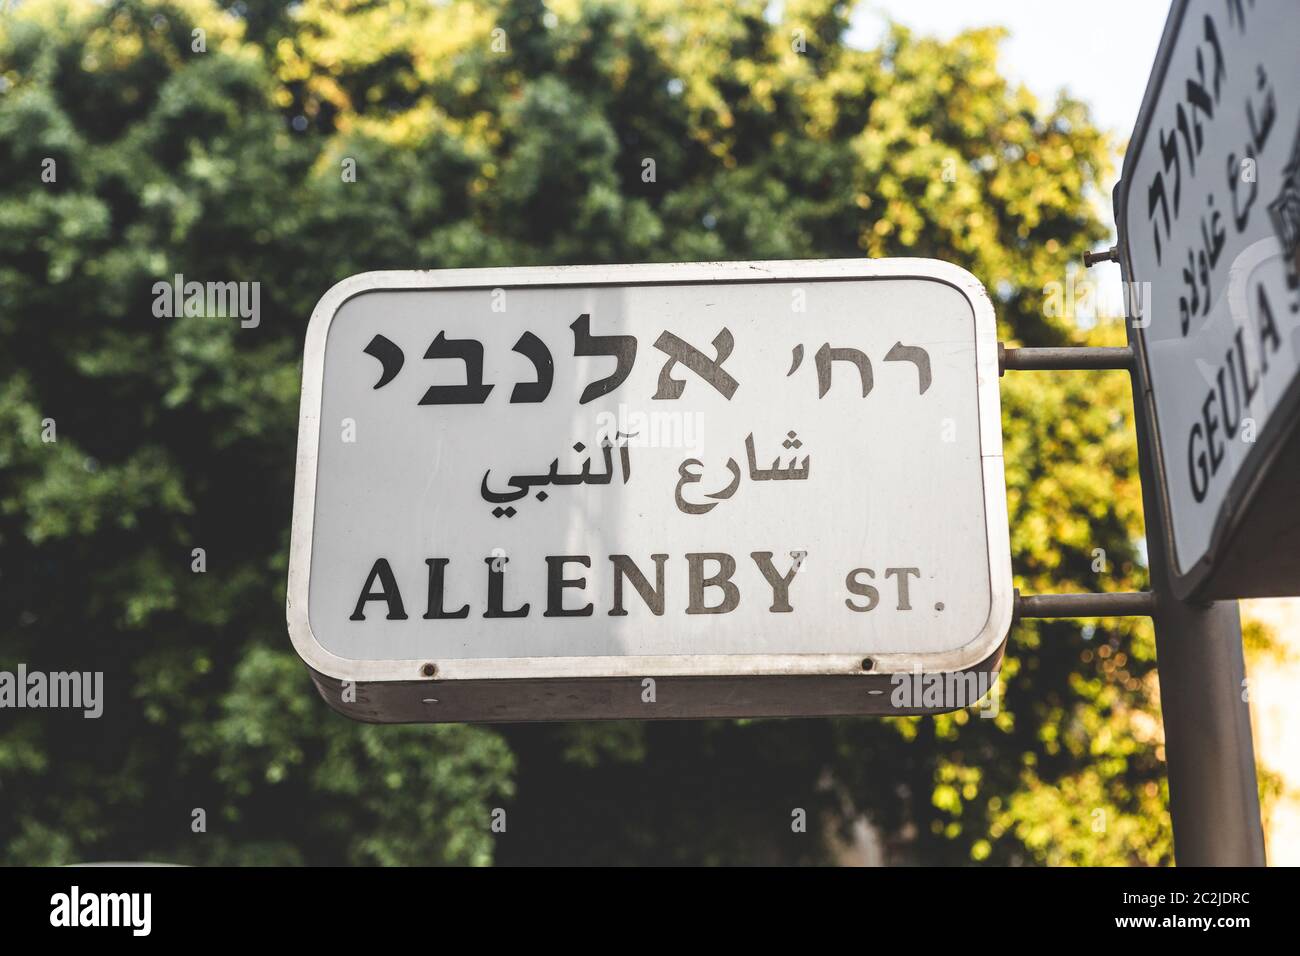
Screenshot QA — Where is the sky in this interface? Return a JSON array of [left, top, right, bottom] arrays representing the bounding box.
[[848, 0, 1173, 141]]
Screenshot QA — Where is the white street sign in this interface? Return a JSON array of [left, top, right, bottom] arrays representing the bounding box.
[[1119, 0, 1300, 596], [287, 260, 1012, 721]]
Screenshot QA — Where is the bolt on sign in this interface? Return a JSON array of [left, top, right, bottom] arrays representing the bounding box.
[[1117, 0, 1300, 599], [287, 260, 1012, 722]]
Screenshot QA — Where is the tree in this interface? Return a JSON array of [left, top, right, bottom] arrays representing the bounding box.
[[1, 0, 1167, 865], [0, 0, 513, 866]]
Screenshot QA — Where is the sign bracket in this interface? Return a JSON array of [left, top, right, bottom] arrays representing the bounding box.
[[1081, 245, 1118, 267], [1013, 590, 1155, 620], [998, 344, 1133, 373]]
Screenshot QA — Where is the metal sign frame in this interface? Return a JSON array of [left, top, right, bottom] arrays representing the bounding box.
[[286, 259, 1012, 721], [1114, 0, 1300, 600]]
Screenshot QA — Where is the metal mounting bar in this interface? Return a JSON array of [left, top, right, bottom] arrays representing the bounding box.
[[1082, 245, 1118, 267], [1014, 589, 1156, 620], [999, 343, 1134, 374]]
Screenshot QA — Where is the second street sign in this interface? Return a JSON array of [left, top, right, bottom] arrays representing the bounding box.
[[287, 260, 1012, 721], [1117, 0, 1300, 599]]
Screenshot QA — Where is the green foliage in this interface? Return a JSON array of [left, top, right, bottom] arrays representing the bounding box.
[[1, 0, 1162, 864]]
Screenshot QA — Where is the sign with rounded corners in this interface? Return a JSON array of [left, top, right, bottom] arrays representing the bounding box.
[[287, 259, 1012, 721], [1116, 0, 1300, 599]]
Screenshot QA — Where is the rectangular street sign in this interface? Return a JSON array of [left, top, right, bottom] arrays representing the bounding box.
[[287, 259, 1012, 721], [1117, 0, 1300, 599]]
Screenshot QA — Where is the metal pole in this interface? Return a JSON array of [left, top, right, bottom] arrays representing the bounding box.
[[999, 344, 1133, 373], [1014, 590, 1156, 619], [1104, 254, 1267, 866]]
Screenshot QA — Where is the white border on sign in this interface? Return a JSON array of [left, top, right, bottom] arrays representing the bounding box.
[[286, 259, 1013, 682]]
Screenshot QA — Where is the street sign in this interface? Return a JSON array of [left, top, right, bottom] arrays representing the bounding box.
[[287, 260, 1012, 721], [1117, 0, 1300, 599]]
